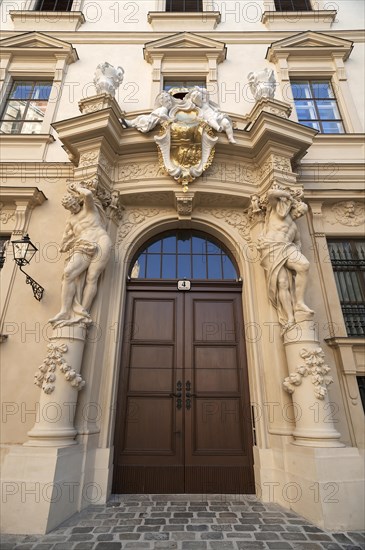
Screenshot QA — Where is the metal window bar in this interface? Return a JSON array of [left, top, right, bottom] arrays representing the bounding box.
[[328, 240, 365, 337], [166, 0, 203, 12], [35, 0, 73, 11], [274, 0, 312, 10]]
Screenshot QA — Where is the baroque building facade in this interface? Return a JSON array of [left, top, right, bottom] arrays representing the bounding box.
[[0, 0, 364, 535]]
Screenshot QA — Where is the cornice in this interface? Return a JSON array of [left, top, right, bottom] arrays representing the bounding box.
[[0, 186, 47, 206], [0, 30, 363, 45]]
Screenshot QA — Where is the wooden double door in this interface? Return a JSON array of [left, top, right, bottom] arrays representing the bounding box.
[[113, 282, 254, 494]]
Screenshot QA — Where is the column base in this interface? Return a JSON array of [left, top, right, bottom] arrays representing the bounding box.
[[256, 444, 365, 530], [0, 445, 84, 534], [25, 427, 78, 447]]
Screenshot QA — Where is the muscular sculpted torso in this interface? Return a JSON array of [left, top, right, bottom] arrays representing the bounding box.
[[259, 188, 313, 329], [50, 184, 111, 326]]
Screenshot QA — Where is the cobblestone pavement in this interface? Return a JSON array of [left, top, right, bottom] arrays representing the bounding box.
[[1, 494, 364, 550]]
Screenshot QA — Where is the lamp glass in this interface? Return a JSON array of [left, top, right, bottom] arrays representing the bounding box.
[[12, 235, 38, 265]]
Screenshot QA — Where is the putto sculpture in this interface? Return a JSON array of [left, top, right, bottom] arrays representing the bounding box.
[[122, 86, 236, 190], [49, 182, 112, 327], [255, 185, 313, 331], [93, 62, 124, 97], [248, 68, 276, 101]]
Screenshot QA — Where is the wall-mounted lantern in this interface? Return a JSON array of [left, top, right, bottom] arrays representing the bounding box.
[[11, 234, 44, 301]]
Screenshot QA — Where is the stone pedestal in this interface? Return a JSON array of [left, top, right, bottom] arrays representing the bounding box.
[[26, 326, 86, 447], [283, 321, 343, 447], [0, 445, 85, 534]]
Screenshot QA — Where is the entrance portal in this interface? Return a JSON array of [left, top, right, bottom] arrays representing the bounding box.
[[113, 231, 254, 494]]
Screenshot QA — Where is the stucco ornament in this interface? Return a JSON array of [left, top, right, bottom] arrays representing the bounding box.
[[283, 348, 333, 400], [34, 343, 85, 394], [93, 62, 124, 96], [257, 185, 314, 332], [49, 182, 112, 328], [122, 87, 236, 191], [248, 68, 276, 101], [328, 201, 365, 227]]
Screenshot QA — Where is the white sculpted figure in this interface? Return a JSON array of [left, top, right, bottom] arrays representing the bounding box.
[[248, 68, 276, 101], [187, 87, 236, 144], [258, 186, 313, 329], [50, 183, 112, 327], [122, 91, 174, 133], [93, 62, 124, 97]]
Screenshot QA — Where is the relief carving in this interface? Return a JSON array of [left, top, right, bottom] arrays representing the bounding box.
[[93, 62, 124, 97], [196, 208, 252, 243], [34, 343, 85, 395], [79, 150, 99, 167], [0, 203, 16, 224], [117, 208, 169, 242], [248, 68, 276, 101], [119, 162, 165, 181], [326, 201, 365, 227], [283, 348, 333, 400]]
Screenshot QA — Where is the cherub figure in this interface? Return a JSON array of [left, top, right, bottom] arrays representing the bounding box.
[[248, 68, 276, 101], [121, 91, 174, 133], [187, 87, 236, 144], [93, 62, 124, 97]]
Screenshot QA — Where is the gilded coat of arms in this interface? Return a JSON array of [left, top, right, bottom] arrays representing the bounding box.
[[122, 87, 236, 191]]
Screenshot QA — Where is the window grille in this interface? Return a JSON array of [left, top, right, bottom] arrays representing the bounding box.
[[166, 0, 203, 12], [327, 240, 365, 337], [35, 0, 73, 11], [274, 0, 312, 10]]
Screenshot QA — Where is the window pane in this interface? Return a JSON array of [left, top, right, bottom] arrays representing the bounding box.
[[25, 101, 47, 121], [295, 100, 317, 120], [223, 256, 237, 279], [311, 81, 334, 99], [147, 240, 162, 253], [178, 236, 191, 254], [21, 121, 42, 134], [207, 255, 222, 279], [10, 82, 33, 100], [162, 254, 176, 279], [146, 254, 160, 278], [32, 83, 52, 100], [291, 82, 311, 100], [2, 101, 26, 120], [0, 121, 22, 134], [301, 120, 320, 131], [206, 241, 221, 255], [321, 121, 344, 134], [316, 100, 341, 120], [193, 255, 207, 279], [162, 236, 176, 253], [177, 255, 191, 278], [192, 236, 206, 254]]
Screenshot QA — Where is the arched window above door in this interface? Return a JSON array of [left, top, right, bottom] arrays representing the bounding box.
[[130, 230, 238, 281]]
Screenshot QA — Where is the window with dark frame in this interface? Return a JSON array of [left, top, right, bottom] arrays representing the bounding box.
[[165, 0, 203, 12], [0, 236, 11, 270], [327, 240, 365, 337], [0, 81, 52, 135], [274, 0, 312, 10], [291, 80, 344, 134], [34, 0, 73, 11], [130, 231, 238, 281]]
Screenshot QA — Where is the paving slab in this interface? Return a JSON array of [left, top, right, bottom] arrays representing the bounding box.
[[1, 495, 364, 550]]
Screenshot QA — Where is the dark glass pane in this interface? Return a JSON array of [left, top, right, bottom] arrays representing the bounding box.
[[147, 240, 162, 253], [177, 255, 191, 279], [162, 236, 176, 253], [192, 236, 206, 254], [146, 254, 160, 278], [223, 256, 237, 279], [162, 254, 176, 279], [36, 0, 72, 10], [193, 255, 207, 279], [178, 236, 191, 254], [207, 255, 222, 279]]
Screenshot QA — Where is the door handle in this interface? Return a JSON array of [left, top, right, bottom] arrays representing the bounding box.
[[170, 380, 182, 410], [185, 381, 196, 410]]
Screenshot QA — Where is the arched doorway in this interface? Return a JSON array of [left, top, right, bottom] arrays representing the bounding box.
[[113, 230, 254, 493]]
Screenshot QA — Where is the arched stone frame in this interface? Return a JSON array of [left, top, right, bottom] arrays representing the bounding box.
[[75, 206, 298, 502]]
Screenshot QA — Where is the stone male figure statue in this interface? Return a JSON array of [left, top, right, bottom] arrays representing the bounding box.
[[258, 186, 313, 330], [50, 183, 112, 326]]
